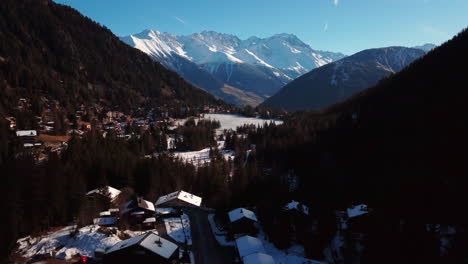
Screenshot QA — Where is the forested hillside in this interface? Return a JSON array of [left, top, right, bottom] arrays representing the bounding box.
[[229, 27, 468, 263], [262, 47, 425, 110], [0, 0, 223, 117]]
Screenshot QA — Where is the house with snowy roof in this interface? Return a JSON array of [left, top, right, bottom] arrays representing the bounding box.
[[281, 200, 311, 243], [235, 235, 275, 264], [155, 190, 202, 208], [235, 235, 266, 259], [283, 200, 309, 216], [104, 232, 179, 264], [86, 186, 122, 203], [228, 208, 259, 236], [343, 204, 372, 234], [121, 197, 156, 227]]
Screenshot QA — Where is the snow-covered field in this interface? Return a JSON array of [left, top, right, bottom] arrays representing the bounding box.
[[17, 225, 121, 260], [173, 147, 234, 165], [202, 114, 282, 131], [174, 114, 282, 133], [164, 213, 192, 245]]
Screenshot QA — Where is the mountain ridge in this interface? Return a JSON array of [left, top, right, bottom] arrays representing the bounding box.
[[121, 29, 346, 105], [261, 46, 425, 111]]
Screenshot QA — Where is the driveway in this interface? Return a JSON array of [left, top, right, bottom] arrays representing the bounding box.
[[184, 207, 235, 264]]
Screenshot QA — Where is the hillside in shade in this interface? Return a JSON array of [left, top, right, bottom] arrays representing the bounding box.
[[0, 0, 223, 116], [261, 47, 425, 110]]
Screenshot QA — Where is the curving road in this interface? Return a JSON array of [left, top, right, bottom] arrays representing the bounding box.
[[184, 208, 235, 264]]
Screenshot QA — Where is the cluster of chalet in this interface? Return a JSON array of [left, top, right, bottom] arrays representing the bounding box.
[[85, 186, 202, 264], [225, 207, 275, 264], [5, 96, 225, 144]]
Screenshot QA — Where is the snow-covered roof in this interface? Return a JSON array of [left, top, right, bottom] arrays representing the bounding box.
[[347, 204, 368, 218], [138, 198, 155, 211], [156, 208, 177, 215], [123, 198, 155, 213], [283, 200, 309, 215], [16, 130, 37, 137], [106, 232, 177, 259], [243, 253, 275, 264], [228, 208, 258, 223], [143, 217, 156, 223], [93, 217, 117, 226], [86, 186, 121, 200], [99, 211, 111, 217], [235, 235, 266, 258], [131, 211, 145, 215], [155, 190, 202, 207]]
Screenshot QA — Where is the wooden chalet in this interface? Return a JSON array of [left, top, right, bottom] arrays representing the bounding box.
[[235, 235, 275, 264], [281, 200, 311, 242], [104, 232, 179, 264], [121, 197, 156, 226], [155, 190, 202, 208], [228, 208, 259, 236]]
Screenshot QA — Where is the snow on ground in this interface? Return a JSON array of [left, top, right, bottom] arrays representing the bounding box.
[[173, 147, 234, 165], [203, 114, 282, 132], [208, 214, 235, 247], [174, 114, 282, 134], [164, 213, 192, 245], [16, 225, 121, 260], [258, 229, 326, 264]]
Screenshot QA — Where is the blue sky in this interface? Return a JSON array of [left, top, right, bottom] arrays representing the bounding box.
[[54, 0, 468, 55]]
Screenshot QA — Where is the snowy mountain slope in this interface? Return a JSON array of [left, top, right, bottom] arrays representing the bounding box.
[[261, 47, 426, 111], [121, 30, 256, 106], [121, 30, 345, 104], [413, 43, 437, 52]]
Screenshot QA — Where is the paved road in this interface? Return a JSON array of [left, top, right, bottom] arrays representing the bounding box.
[[184, 208, 235, 264]]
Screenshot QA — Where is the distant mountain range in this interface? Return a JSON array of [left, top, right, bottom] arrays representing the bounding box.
[[261, 47, 426, 110], [121, 30, 346, 105]]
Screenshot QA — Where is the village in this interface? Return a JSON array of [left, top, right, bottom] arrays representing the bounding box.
[[15, 181, 374, 264], [5, 97, 232, 163]]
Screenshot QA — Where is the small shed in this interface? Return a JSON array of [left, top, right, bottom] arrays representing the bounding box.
[[155, 190, 202, 208], [104, 232, 179, 264], [243, 253, 275, 264], [229, 208, 258, 236]]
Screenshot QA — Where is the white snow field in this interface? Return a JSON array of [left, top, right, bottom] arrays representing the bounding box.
[[202, 114, 282, 132], [175, 114, 282, 133], [16, 225, 121, 260]]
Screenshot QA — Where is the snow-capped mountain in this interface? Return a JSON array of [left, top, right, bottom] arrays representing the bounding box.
[[261, 47, 426, 111], [120, 30, 345, 105]]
